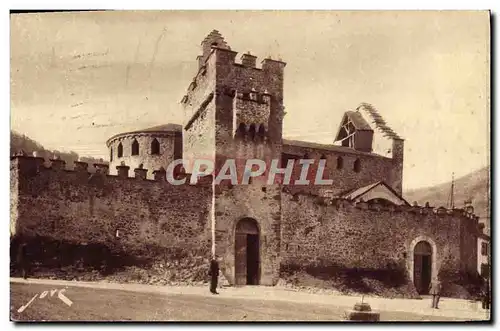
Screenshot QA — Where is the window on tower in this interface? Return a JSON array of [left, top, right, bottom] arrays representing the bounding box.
[[337, 156, 344, 170], [132, 139, 139, 156], [354, 158, 361, 173], [482, 242, 489, 256], [151, 138, 160, 155], [117, 143, 123, 158]]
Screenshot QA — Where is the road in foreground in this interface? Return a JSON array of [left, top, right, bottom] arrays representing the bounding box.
[[11, 282, 480, 322]]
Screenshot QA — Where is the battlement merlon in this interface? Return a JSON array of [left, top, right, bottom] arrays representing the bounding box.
[[315, 196, 482, 228], [196, 30, 286, 68], [10, 154, 213, 187], [210, 47, 286, 103], [211, 46, 286, 73], [182, 46, 286, 128], [183, 45, 286, 98]]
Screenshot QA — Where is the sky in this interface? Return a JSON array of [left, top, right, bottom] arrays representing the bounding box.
[[10, 10, 490, 190]]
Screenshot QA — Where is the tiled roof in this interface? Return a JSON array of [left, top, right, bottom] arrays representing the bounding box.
[[356, 103, 402, 140], [135, 124, 182, 133], [340, 181, 382, 200], [337, 181, 410, 205], [107, 123, 182, 145], [282, 139, 390, 159], [344, 111, 372, 131], [201, 29, 230, 49]]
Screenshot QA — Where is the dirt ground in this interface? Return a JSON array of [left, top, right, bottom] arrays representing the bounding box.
[[10, 282, 481, 322]]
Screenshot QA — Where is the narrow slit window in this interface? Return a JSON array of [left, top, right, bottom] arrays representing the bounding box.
[[117, 143, 123, 158], [337, 156, 343, 170], [354, 158, 361, 173]]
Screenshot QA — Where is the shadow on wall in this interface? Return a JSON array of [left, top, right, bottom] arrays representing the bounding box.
[[279, 259, 485, 300], [279, 260, 419, 299], [438, 268, 484, 300], [10, 235, 212, 284]]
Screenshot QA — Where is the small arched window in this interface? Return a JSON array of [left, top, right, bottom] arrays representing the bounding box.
[[235, 123, 246, 140], [248, 124, 256, 141], [337, 156, 343, 170], [151, 138, 160, 155], [131, 139, 139, 156], [117, 143, 123, 158], [257, 125, 266, 141], [354, 158, 361, 173], [110, 147, 113, 162]]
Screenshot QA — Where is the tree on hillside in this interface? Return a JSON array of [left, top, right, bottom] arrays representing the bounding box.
[[10, 130, 108, 172]]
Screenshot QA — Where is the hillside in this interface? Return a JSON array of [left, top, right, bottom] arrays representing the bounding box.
[[404, 166, 490, 221], [10, 130, 107, 172]]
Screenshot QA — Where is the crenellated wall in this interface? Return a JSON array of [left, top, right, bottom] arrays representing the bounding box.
[[10, 155, 213, 271], [10, 153, 482, 293], [180, 43, 286, 171], [281, 192, 481, 282]]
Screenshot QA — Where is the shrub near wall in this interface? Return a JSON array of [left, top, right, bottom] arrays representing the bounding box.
[[10, 235, 212, 285], [279, 258, 419, 298]]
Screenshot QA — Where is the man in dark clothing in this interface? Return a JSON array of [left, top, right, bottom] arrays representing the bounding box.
[[429, 278, 442, 309], [482, 279, 490, 310], [16, 243, 29, 280], [209, 257, 219, 295]]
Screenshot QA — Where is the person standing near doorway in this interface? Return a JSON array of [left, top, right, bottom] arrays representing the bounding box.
[[209, 256, 219, 295], [17, 242, 29, 280], [429, 277, 442, 309], [482, 278, 490, 310]]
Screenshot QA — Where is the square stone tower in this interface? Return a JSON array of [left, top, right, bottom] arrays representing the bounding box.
[[181, 30, 286, 286]]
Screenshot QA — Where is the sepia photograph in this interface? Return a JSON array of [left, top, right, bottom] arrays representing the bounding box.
[[9, 9, 491, 322]]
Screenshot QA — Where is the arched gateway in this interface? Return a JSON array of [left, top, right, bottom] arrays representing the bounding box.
[[234, 218, 260, 285]]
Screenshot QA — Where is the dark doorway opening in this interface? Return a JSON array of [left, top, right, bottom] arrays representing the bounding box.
[[413, 241, 432, 294], [246, 234, 259, 285], [235, 218, 260, 285], [421, 255, 432, 293]]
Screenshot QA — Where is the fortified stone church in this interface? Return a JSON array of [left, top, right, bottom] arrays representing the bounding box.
[[10, 31, 484, 296]]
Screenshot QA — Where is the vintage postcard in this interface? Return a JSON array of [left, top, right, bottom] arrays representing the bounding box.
[[9, 10, 491, 322]]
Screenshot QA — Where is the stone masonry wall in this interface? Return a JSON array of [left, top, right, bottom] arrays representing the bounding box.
[[460, 215, 480, 274], [108, 133, 178, 179], [281, 192, 478, 281], [207, 51, 286, 287], [214, 182, 282, 286], [182, 50, 218, 171], [11, 156, 213, 281], [282, 142, 396, 196], [10, 160, 19, 236]]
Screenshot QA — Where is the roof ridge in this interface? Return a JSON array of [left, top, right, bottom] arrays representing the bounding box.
[[356, 103, 402, 139]]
